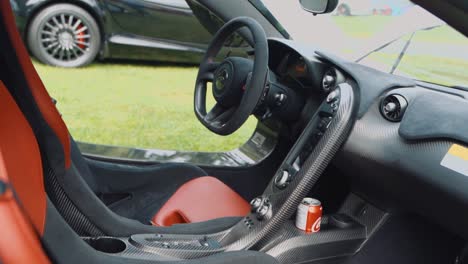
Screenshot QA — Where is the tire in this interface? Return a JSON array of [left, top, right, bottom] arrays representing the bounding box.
[[337, 4, 351, 16], [27, 4, 101, 68]]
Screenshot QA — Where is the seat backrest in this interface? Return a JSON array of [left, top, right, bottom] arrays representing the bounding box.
[[0, 79, 50, 263], [0, 81, 47, 234], [0, 0, 104, 236]]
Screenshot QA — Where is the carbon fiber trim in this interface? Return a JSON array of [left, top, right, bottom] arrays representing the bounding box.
[[83, 232, 230, 260], [83, 237, 173, 261], [221, 83, 356, 251], [264, 222, 365, 264], [83, 217, 367, 263], [128, 234, 224, 259], [338, 193, 388, 238], [44, 164, 105, 236], [336, 86, 468, 239]]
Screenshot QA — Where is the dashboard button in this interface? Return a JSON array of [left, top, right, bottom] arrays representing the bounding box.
[[274, 93, 287, 106], [326, 89, 340, 103], [317, 117, 331, 132]]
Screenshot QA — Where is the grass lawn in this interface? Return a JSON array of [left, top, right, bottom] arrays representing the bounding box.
[[34, 62, 257, 152], [367, 53, 468, 87], [332, 16, 467, 44], [33, 16, 467, 152]]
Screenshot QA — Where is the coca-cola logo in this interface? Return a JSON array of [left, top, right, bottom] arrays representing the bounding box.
[[312, 217, 322, 233]]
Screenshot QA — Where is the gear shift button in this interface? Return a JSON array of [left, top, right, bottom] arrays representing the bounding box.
[[250, 197, 263, 211]]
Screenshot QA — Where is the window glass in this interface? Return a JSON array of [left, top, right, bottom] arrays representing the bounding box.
[[19, 0, 256, 152], [262, 0, 468, 87]]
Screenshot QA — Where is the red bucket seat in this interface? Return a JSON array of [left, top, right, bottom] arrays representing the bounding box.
[[0, 0, 250, 236]]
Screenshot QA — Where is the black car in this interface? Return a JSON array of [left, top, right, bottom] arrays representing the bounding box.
[[11, 0, 213, 67]]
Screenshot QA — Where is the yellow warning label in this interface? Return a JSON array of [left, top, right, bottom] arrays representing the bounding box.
[[447, 144, 468, 161]]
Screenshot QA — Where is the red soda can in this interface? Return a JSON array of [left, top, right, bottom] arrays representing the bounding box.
[[295, 197, 322, 233]]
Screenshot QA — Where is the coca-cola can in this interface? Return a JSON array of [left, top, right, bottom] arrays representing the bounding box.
[[295, 197, 322, 233]]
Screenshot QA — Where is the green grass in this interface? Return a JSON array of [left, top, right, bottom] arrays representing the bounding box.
[[332, 16, 468, 86], [34, 62, 257, 152], [368, 53, 468, 87], [33, 16, 467, 152], [333, 16, 394, 39], [332, 16, 467, 44]]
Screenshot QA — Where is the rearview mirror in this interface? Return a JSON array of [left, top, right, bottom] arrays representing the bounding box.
[[299, 0, 339, 14]]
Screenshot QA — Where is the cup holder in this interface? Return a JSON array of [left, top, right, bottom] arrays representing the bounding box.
[[85, 237, 126, 254]]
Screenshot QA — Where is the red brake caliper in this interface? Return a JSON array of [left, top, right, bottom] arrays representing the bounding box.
[[76, 25, 86, 49]]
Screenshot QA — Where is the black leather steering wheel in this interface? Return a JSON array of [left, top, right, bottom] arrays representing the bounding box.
[[194, 17, 268, 136]]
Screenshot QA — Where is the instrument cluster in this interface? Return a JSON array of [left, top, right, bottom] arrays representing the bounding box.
[[274, 52, 312, 89], [268, 39, 341, 94]]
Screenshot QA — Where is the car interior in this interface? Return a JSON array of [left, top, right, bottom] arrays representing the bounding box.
[[1, 0, 468, 263]]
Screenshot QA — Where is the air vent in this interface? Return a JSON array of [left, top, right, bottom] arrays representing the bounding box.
[[380, 94, 408, 122], [322, 69, 337, 92]]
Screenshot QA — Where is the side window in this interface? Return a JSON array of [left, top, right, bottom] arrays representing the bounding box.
[[23, 1, 256, 152]]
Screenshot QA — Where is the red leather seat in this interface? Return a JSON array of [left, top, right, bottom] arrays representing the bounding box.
[[0, 80, 50, 263], [152, 176, 251, 226]]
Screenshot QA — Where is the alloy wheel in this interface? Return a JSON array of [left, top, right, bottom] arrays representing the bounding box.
[[39, 13, 91, 62]]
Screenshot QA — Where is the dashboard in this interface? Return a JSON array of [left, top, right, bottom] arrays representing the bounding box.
[[265, 37, 468, 240], [268, 40, 327, 92], [275, 53, 309, 86], [263, 39, 347, 134]]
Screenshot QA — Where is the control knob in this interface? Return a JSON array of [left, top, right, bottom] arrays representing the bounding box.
[[274, 170, 292, 189], [250, 197, 263, 211]]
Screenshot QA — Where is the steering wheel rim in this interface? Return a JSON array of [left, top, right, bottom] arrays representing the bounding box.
[[194, 17, 269, 136]]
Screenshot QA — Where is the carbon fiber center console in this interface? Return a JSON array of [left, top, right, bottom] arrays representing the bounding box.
[[82, 83, 387, 263]]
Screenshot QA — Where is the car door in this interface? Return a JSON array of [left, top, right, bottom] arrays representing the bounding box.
[[103, 0, 212, 47]]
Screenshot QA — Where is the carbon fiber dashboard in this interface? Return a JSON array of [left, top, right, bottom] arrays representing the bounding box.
[[336, 86, 468, 239]]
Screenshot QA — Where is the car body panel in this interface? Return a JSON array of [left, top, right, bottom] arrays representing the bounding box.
[[10, 0, 211, 63], [10, 0, 105, 36], [103, 0, 211, 45]]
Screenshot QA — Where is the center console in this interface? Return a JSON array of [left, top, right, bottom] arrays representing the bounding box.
[[82, 82, 387, 263]]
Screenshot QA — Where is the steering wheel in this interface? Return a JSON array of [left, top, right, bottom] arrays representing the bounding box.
[[194, 17, 269, 136]]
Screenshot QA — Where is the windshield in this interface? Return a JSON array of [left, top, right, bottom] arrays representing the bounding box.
[[261, 0, 468, 88]]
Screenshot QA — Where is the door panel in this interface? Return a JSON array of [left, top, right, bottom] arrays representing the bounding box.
[[103, 0, 212, 45]]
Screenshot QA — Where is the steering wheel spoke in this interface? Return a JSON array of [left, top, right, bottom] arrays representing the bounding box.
[[205, 104, 237, 126], [198, 62, 220, 81]]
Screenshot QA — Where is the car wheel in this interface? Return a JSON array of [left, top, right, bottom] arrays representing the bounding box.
[[27, 4, 101, 68], [337, 4, 351, 16]]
